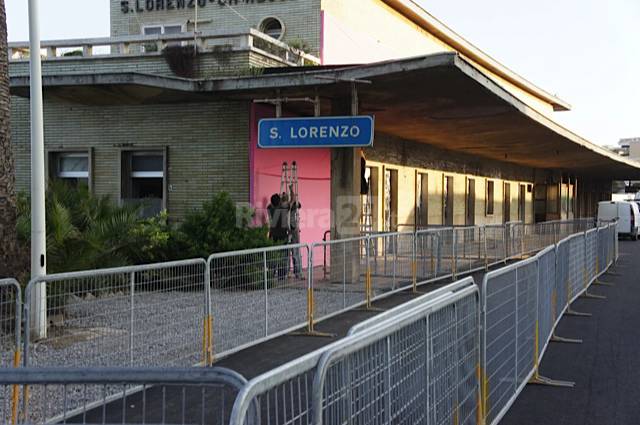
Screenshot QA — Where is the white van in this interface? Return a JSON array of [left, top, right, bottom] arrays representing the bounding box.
[[597, 200, 640, 239]]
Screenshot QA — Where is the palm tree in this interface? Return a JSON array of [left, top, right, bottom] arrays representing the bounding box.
[[0, 0, 23, 278]]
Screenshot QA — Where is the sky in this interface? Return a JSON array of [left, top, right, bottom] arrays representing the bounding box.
[[5, 0, 640, 147]]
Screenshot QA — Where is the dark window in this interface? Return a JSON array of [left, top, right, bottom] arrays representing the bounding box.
[[384, 168, 398, 232], [466, 178, 475, 225], [416, 172, 428, 227], [444, 176, 454, 226], [486, 180, 495, 215], [121, 151, 166, 217], [259, 17, 284, 40], [49, 151, 90, 188], [519, 184, 526, 222], [503, 182, 511, 223], [142, 24, 183, 52]]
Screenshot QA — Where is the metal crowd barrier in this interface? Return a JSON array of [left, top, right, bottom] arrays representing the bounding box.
[[0, 218, 615, 425], [415, 228, 452, 283], [23, 259, 210, 368], [0, 279, 22, 425], [15, 219, 596, 374], [228, 278, 481, 425], [346, 276, 476, 336], [480, 222, 617, 425], [311, 285, 480, 425], [454, 226, 485, 277], [309, 236, 369, 328], [207, 244, 311, 358], [0, 367, 248, 425]]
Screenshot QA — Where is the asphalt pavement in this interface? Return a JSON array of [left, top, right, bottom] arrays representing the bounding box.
[[501, 240, 640, 425]]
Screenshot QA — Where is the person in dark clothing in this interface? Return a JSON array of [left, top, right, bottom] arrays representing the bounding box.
[[289, 189, 303, 279], [267, 193, 290, 280], [267, 193, 287, 242]]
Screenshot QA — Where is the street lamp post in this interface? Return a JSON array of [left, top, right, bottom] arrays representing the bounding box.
[[28, 0, 47, 340]]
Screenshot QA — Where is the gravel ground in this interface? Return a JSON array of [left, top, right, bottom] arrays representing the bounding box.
[[1, 285, 361, 423]]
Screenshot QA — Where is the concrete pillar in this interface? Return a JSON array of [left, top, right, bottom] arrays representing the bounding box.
[[331, 147, 362, 239], [330, 97, 363, 285]]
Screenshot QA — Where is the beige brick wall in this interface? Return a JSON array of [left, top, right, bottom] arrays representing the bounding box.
[[11, 96, 250, 220], [111, 0, 322, 56], [364, 133, 536, 229]]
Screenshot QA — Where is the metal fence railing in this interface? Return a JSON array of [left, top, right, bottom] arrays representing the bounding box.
[[415, 228, 452, 283], [311, 285, 480, 425], [368, 232, 415, 295], [309, 237, 368, 327], [13, 218, 597, 374], [0, 279, 22, 425], [0, 218, 619, 425], [481, 222, 617, 425], [1, 367, 249, 425], [207, 244, 311, 358], [227, 278, 481, 425], [0, 279, 21, 366], [346, 276, 476, 336], [454, 226, 485, 277], [23, 259, 209, 368]]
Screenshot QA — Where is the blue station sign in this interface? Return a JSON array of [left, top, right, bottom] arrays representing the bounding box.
[[258, 116, 374, 148]]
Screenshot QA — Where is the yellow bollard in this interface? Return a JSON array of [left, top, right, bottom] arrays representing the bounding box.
[[202, 315, 214, 366], [476, 364, 484, 425], [11, 350, 20, 425], [365, 266, 372, 309], [480, 367, 489, 425], [202, 316, 208, 366], [307, 286, 315, 333], [453, 402, 459, 425]]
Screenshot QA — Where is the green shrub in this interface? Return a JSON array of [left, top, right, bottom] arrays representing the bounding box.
[[17, 181, 143, 274], [172, 192, 273, 259], [16, 188, 274, 296]]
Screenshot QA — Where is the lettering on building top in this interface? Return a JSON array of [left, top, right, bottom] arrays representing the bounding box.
[[121, 0, 290, 14]]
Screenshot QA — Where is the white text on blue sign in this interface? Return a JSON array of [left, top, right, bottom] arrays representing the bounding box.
[[258, 116, 374, 148]]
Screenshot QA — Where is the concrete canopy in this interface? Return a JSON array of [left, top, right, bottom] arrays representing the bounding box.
[[11, 52, 640, 179]]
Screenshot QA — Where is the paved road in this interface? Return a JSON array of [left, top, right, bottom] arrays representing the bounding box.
[[502, 240, 640, 425]]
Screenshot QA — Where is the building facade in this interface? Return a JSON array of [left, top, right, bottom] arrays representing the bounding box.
[[9, 0, 639, 247]]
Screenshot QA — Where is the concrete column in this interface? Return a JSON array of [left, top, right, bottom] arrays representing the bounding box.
[[331, 147, 362, 240], [330, 97, 363, 285]]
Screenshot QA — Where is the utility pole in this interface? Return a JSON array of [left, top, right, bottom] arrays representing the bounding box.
[[28, 0, 47, 339]]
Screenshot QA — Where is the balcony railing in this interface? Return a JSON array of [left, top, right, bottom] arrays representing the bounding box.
[[8, 28, 320, 67]]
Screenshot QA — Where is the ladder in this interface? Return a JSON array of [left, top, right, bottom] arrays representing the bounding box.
[[280, 161, 300, 230], [361, 171, 373, 234]]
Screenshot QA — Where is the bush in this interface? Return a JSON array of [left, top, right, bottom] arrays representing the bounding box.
[[16, 188, 273, 297], [172, 192, 273, 260], [17, 181, 179, 274]]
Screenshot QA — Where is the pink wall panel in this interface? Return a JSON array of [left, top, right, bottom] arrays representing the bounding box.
[[250, 104, 332, 250]]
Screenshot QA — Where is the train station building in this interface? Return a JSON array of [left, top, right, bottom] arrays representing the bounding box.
[[8, 0, 640, 243]]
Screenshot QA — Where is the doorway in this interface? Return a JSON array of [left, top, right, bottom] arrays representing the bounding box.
[[444, 175, 454, 226], [384, 168, 398, 232], [466, 178, 476, 226], [503, 182, 511, 223]]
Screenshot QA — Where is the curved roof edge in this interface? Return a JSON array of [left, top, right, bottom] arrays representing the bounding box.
[[451, 55, 640, 171], [384, 0, 572, 112]]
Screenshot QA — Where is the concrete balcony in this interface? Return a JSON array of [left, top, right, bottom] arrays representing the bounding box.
[[8, 29, 320, 79]]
